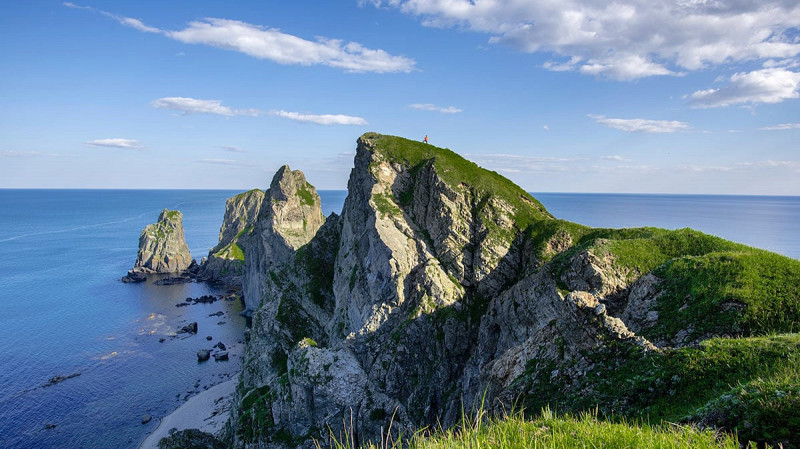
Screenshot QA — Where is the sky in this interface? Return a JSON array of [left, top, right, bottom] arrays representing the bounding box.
[[1, 1, 799, 194]]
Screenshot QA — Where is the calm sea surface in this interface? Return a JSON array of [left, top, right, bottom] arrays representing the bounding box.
[[0, 190, 797, 449]]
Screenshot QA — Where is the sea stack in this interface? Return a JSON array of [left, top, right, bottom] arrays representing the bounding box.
[[132, 209, 192, 274], [199, 189, 265, 285]]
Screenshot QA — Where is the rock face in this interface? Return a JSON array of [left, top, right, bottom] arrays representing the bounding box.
[[238, 165, 326, 311], [224, 133, 800, 449], [132, 209, 192, 274], [200, 189, 265, 285]]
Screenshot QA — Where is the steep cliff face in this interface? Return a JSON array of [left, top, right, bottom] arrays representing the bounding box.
[[201, 189, 265, 284], [133, 209, 192, 273], [239, 165, 326, 311], [228, 133, 800, 449]]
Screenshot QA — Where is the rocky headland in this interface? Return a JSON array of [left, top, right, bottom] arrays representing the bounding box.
[[137, 133, 800, 449]]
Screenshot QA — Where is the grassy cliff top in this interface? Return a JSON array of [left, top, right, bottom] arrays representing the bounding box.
[[361, 133, 552, 228]]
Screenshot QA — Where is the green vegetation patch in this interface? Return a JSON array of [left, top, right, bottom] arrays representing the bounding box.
[[237, 385, 275, 443], [519, 333, 800, 447], [372, 192, 402, 218], [647, 250, 800, 341], [362, 133, 551, 231], [327, 408, 742, 449], [297, 182, 316, 206]]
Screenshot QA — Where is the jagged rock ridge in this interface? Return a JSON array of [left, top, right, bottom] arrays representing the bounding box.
[[224, 133, 800, 449], [132, 209, 192, 274]]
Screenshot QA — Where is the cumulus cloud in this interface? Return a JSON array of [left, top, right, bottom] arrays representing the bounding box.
[[269, 110, 368, 126], [688, 68, 800, 108], [760, 123, 800, 130], [85, 138, 143, 149], [152, 97, 261, 116], [589, 115, 691, 133], [367, 0, 800, 80], [408, 103, 463, 114], [65, 3, 415, 73]]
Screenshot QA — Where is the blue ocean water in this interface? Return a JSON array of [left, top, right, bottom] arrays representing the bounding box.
[[0, 190, 797, 449]]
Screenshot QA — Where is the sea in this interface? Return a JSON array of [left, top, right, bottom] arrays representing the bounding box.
[[0, 189, 797, 449]]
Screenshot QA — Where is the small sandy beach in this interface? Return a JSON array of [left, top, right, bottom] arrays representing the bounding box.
[[138, 379, 237, 449]]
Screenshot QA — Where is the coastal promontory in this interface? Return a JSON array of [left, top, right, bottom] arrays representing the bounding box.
[[220, 133, 800, 449]]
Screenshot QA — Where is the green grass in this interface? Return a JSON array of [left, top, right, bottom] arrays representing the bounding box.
[[372, 192, 402, 218], [689, 368, 800, 445], [297, 182, 316, 206], [362, 133, 551, 233], [644, 250, 800, 341], [518, 333, 800, 447], [320, 407, 746, 449]]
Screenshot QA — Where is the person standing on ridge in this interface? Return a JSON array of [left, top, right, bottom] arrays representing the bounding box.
[[424, 135, 429, 144]]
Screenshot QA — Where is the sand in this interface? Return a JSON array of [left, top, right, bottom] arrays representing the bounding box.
[[138, 379, 237, 449]]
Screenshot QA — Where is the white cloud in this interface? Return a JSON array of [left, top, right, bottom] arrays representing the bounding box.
[[688, 68, 800, 108], [760, 123, 800, 130], [269, 110, 367, 126], [66, 4, 415, 74], [1, 150, 41, 157], [408, 103, 463, 114], [64, 2, 160, 33], [368, 0, 800, 80], [219, 145, 245, 153], [542, 125, 549, 131], [589, 115, 691, 133], [151, 97, 260, 116], [196, 158, 247, 166], [601, 155, 628, 161], [85, 138, 142, 149]]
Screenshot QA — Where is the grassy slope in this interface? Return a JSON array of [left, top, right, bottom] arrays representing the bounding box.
[[358, 134, 800, 448], [324, 409, 745, 449]]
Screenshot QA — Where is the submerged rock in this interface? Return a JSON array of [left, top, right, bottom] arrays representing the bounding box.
[[132, 209, 192, 274], [196, 349, 210, 362]]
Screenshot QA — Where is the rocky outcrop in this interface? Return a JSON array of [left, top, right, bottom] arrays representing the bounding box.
[[224, 133, 798, 449], [131, 209, 192, 274], [227, 133, 612, 448], [239, 165, 326, 311], [200, 189, 265, 284]]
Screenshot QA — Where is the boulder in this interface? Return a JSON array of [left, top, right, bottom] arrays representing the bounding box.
[[196, 349, 210, 362]]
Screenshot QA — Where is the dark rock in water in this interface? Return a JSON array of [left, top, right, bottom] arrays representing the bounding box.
[[121, 271, 146, 283], [213, 351, 228, 361], [159, 338, 166, 343], [141, 414, 152, 425], [243, 328, 251, 342], [214, 342, 226, 350], [175, 302, 190, 308], [178, 322, 198, 334], [42, 372, 81, 388], [192, 295, 219, 304], [206, 336, 213, 341], [196, 349, 211, 362], [157, 428, 226, 449], [216, 321, 226, 325], [44, 423, 57, 430], [208, 311, 224, 317], [154, 276, 193, 285]]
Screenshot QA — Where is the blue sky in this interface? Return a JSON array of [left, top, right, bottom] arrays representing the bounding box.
[[1, 1, 799, 194]]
